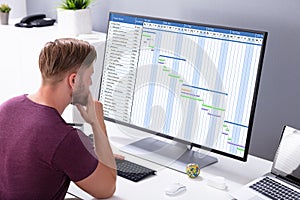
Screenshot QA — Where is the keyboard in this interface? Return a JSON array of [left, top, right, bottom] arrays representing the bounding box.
[[115, 158, 156, 182], [249, 176, 300, 200]]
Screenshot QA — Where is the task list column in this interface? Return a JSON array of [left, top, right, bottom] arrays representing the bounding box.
[[100, 20, 142, 123]]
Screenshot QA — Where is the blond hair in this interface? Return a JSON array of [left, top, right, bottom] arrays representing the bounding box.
[[39, 38, 96, 84]]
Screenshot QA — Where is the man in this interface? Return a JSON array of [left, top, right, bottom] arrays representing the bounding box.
[[0, 38, 116, 199]]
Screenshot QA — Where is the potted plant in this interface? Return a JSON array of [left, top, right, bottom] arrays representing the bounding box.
[[57, 0, 94, 36], [0, 4, 11, 25]]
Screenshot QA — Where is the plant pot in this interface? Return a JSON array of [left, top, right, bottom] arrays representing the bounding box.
[[0, 12, 9, 25], [57, 8, 92, 37]]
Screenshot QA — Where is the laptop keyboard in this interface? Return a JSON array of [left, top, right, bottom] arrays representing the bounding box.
[[249, 176, 300, 200], [115, 158, 156, 182]]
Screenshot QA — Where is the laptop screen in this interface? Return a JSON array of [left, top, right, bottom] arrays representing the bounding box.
[[272, 125, 300, 184]]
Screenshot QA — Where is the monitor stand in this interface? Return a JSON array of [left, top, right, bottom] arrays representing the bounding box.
[[120, 137, 218, 173]]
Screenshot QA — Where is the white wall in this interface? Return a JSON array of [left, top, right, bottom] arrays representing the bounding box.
[[0, 0, 27, 18], [25, 0, 300, 161]]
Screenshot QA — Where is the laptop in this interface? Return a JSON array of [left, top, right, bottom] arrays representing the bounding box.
[[230, 125, 300, 200]]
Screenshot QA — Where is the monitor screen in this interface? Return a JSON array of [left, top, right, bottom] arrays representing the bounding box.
[[99, 12, 268, 162]]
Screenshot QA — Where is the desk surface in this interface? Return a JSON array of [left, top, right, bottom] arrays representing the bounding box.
[[68, 121, 272, 200]]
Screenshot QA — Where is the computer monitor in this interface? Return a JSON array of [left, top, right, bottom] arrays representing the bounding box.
[[99, 12, 268, 172]]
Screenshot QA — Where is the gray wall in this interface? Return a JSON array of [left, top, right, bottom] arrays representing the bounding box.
[[27, 0, 300, 161]]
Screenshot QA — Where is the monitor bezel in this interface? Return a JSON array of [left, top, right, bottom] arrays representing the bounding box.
[[99, 11, 268, 162]]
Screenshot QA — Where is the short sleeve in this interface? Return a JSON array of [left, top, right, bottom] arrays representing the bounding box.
[[52, 129, 98, 182]]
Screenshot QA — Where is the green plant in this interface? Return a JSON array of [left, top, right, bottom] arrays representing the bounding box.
[[0, 4, 11, 13], [60, 0, 93, 10]]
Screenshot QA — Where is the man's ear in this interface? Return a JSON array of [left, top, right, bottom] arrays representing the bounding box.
[[68, 73, 77, 88]]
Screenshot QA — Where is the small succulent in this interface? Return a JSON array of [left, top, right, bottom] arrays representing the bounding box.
[[60, 0, 93, 10], [0, 4, 11, 13]]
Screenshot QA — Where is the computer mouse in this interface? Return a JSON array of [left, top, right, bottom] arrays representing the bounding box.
[[165, 183, 186, 196]]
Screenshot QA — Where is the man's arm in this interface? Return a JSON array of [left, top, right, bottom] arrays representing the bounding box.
[[75, 95, 117, 198]]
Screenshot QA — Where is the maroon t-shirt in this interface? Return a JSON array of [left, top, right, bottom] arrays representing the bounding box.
[[0, 95, 98, 200]]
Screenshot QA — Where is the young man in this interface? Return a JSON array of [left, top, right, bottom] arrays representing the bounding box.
[[0, 38, 116, 199]]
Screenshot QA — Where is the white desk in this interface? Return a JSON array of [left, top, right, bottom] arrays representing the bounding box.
[[68, 121, 272, 200]]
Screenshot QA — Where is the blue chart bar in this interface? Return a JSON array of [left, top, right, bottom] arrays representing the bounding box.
[[227, 141, 245, 148], [159, 54, 186, 61], [182, 84, 228, 96], [224, 120, 248, 128]]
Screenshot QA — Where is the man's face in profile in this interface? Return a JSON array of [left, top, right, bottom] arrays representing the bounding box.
[[72, 65, 94, 106]]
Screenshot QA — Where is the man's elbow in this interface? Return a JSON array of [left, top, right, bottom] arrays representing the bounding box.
[[105, 185, 116, 198], [95, 184, 116, 199], [77, 163, 117, 199], [92, 172, 116, 199], [92, 183, 116, 199]]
